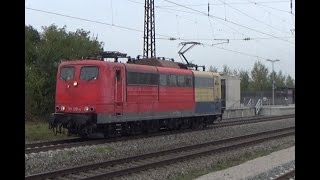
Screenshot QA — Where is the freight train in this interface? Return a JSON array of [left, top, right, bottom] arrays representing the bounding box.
[[49, 54, 225, 138]]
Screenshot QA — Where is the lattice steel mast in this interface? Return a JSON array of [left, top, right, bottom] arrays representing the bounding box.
[[143, 0, 156, 58]]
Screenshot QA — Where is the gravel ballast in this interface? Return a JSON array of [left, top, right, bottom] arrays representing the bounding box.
[[194, 146, 295, 180], [25, 118, 295, 176], [118, 137, 295, 180]]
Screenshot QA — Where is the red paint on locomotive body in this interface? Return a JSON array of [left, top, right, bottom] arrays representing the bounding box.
[[51, 59, 225, 138], [55, 60, 124, 114], [51, 59, 223, 137], [123, 64, 194, 114], [157, 66, 195, 112], [55, 60, 195, 116]]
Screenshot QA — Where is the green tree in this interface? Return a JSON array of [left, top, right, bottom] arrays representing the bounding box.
[[268, 70, 286, 90], [250, 61, 269, 91], [274, 70, 286, 89], [285, 75, 295, 88], [208, 65, 218, 72], [239, 69, 250, 92], [25, 25, 42, 120], [222, 64, 232, 75], [25, 25, 41, 65], [232, 69, 239, 76], [25, 24, 104, 121]]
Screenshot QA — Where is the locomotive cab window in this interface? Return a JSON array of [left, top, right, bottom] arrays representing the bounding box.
[[80, 66, 99, 80], [60, 66, 75, 81]]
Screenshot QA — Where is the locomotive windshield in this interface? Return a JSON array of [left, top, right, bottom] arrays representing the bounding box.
[[80, 66, 99, 80], [60, 66, 75, 80]]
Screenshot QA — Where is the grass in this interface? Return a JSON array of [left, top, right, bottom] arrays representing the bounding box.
[[59, 149, 77, 159], [95, 146, 114, 154], [170, 142, 295, 180], [25, 121, 73, 143]]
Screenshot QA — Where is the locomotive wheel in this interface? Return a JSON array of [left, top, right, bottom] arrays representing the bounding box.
[[191, 119, 199, 129], [131, 121, 143, 135], [106, 124, 121, 138], [146, 120, 159, 133]]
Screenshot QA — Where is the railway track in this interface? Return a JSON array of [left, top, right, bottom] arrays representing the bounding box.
[[274, 169, 295, 180], [213, 114, 294, 128], [25, 138, 84, 149], [25, 114, 294, 154], [25, 126, 295, 180]]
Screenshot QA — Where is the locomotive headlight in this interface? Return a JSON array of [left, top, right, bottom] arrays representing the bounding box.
[[90, 107, 95, 112], [73, 81, 78, 87], [84, 106, 89, 112], [61, 106, 65, 111]]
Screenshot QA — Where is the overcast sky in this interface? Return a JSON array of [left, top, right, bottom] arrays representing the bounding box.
[[25, 0, 295, 78]]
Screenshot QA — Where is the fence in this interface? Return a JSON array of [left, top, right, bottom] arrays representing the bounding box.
[[241, 89, 295, 106]]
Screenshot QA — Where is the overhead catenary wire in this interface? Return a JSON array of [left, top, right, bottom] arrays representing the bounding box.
[[203, 42, 270, 60], [207, 1, 210, 16], [150, 1, 249, 40], [216, 0, 291, 35], [224, 0, 227, 20], [155, 6, 202, 15], [155, 37, 278, 61], [27, 6, 236, 42], [128, 0, 251, 40], [26, 6, 286, 64], [176, 15, 180, 37], [165, 6, 285, 41], [156, 5, 249, 37], [247, 0, 294, 26], [153, 0, 292, 7], [163, 0, 294, 45], [208, 17, 215, 39], [163, 36, 294, 41], [157, 7, 199, 23], [255, 2, 294, 14], [128, 0, 295, 31], [194, 19, 200, 42], [26, 7, 172, 38], [252, 38, 293, 60], [111, 0, 114, 25], [127, 0, 144, 5], [156, 1, 292, 40]]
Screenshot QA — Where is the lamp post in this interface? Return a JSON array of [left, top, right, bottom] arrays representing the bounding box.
[[266, 59, 280, 105]]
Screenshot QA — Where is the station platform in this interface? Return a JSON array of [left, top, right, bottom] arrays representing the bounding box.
[[222, 104, 295, 119], [195, 146, 295, 180], [259, 104, 295, 116]]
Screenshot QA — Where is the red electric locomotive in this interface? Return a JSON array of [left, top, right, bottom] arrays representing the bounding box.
[[50, 53, 223, 138]]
